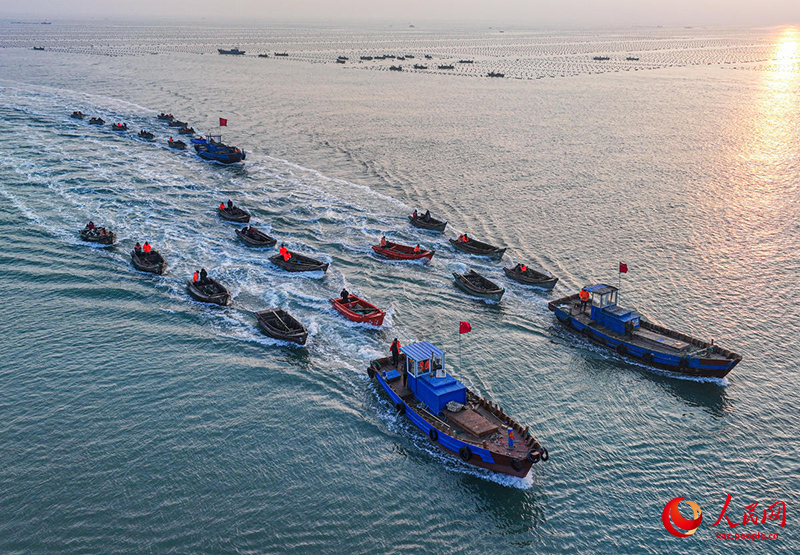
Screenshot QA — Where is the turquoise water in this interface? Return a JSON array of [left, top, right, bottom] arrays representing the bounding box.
[[1, 23, 798, 554]]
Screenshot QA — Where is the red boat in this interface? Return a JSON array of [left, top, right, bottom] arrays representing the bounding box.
[[329, 295, 386, 326], [372, 241, 434, 261]]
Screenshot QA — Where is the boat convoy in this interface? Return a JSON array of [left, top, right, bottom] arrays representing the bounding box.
[[70, 108, 742, 478]]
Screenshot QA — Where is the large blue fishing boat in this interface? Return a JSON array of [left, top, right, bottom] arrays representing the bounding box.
[[193, 135, 246, 164], [548, 284, 741, 378], [368, 341, 548, 477]]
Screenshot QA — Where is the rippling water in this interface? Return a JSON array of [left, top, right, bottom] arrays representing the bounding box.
[[0, 22, 798, 554]]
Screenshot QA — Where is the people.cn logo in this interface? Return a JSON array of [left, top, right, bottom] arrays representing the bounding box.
[[662, 497, 703, 537]]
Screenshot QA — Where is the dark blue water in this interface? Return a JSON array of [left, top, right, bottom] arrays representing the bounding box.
[[0, 23, 798, 554]]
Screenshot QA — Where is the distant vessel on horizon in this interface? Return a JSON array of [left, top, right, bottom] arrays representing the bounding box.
[[218, 48, 245, 55]]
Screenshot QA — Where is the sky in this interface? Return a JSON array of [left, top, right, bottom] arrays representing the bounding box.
[[1, 0, 798, 28]]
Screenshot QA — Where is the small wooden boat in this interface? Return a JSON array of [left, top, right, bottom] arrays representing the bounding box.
[[255, 308, 308, 345], [131, 249, 167, 275], [269, 251, 329, 273], [79, 227, 115, 245], [372, 241, 434, 261], [157, 113, 174, 121], [503, 264, 558, 289], [138, 130, 155, 140], [167, 139, 187, 150], [409, 213, 447, 232], [368, 341, 548, 477], [258, 54, 270, 58], [168, 120, 187, 128], [235, 227, 276, 247], [329, 295, 386, 326], [178, 126, 194, 135], [218, 206, 251, 223], [186, 277, 230, 306], [438, 64, 454, 69], [111, 123, 128, 131], [336, 59, 346, 64], [70, 111, 85, 120], [389, 65, 403, 71], [549, 284, 742, 379], [487, 71, 504, 78], [449, 237, 506, 260], [274, 52, 289, 57], [89, 117, 105, 125], [453, 270, 505, 301]]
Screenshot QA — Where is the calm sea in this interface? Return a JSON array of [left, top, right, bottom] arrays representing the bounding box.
[[0, 22, 798, 554]]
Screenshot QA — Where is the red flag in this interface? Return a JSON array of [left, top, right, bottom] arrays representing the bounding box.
[[459, 321, 471, 334], [619, 262, 628, 274], [219, 117, 227, 127]]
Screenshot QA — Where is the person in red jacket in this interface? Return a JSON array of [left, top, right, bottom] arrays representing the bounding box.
[[143, 242, 152, 254], [390, 338, 401, 367], [219, 202, 225, 211], [193, 271, 199, 283]]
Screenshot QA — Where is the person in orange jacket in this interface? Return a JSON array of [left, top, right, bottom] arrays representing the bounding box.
[[390, 338, 401, 366], [193, 271, 199, 283], [579, 288, 590, 312], [219, 202, 225, 211], [143, 242, 152, 254]]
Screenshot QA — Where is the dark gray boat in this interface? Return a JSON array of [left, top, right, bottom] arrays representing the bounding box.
[[453, 270, 505, 301], [255, 308, 308, 345], [450, 237, 506, 260], [168, 120, 187, 127], [131, 250, 167, 275], [219, 206, 251, 223], [503, 264, 558, 289], [236, 227, 277, 247], [186, 277, 230, 306], [167, 139, 187, 150], [80, 227, 115, 245], [409, 213, 447, 232], [269, 252, 329, 273]]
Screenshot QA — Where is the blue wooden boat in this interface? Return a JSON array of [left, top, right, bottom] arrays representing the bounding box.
[[193, 136, 246, 164], [368, 341, 548, 477], [548, 284, 742, 379]]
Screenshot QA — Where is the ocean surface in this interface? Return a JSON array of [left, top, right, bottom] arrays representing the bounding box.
[[0, 22, 798, 554]]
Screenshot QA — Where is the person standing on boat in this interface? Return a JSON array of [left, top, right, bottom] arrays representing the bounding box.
[[379, 236, 387, 247], [86, 221, 95, 230], [413, 244, 421, 252], [199, 268, 208, 284], [134, 242, 142, 255], [423, 210, 431, 222], [143, 242, 152, 254], [219, 202, 225, 211], [340, 289, 350, 303], [390, 338, 401, 367], [193, 271, 199, 283], [412, 209, 418, 219], [579, 288, 590, 313], [227, 199, 233, 210]]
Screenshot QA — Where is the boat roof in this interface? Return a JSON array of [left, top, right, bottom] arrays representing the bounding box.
[[400, 341, 444, 361], [585, 284, 618, 295]]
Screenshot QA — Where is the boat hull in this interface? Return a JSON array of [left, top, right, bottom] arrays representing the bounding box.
[[80, 229, 115, 245], [548, 297, 740, 379], [219, 207, 251, 223], [236, 228, 276, 247], [453, 272, 505, 301], [186, 280, 230, 306], [369, 359, 543, 478], [329, 297, 386, 326], [131, 251, 167, 275], [255, 309, 308, 345], [269, 253, 328, 273], [503, 267, 558, 289], [371, 243, 434, 261], [449, 239, 506, 260], [408, 215, 447, 232]]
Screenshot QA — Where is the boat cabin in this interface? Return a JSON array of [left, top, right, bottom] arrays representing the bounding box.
[[400, 341, 466, 416], [585, 284, 641, 336]]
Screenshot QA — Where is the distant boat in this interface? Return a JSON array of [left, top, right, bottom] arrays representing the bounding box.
[[413, 64, 428, 69], [167, 138, 187, 150], [626, 56, 640, 61], [32, 46, 45, 51], [89, 117, 104, 125], [258, 53, 269, 58], [487, 71, 504, 78], [178, 126, 194, 135], [111, 123, 128, 132], [438, 64, 454, 70], [405, 54, 415, 59], [360, 56, 373, 60], [458, 59, 474, 64], [424, 54, 432, 59], [218, 48, 245, 55], [70, 111, 85, 120], [593, 56, 611, 61], [337, 56, 349, 60], [336, 59, 345, 64], [168, 120, 187, 127], [194, 136, 245, 164], [549, 284, 742, 378], [274, 52, 289, 57], [389, 65, 403, 71], [156, 113, 174, 121], [137, 130, 155, 140]]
